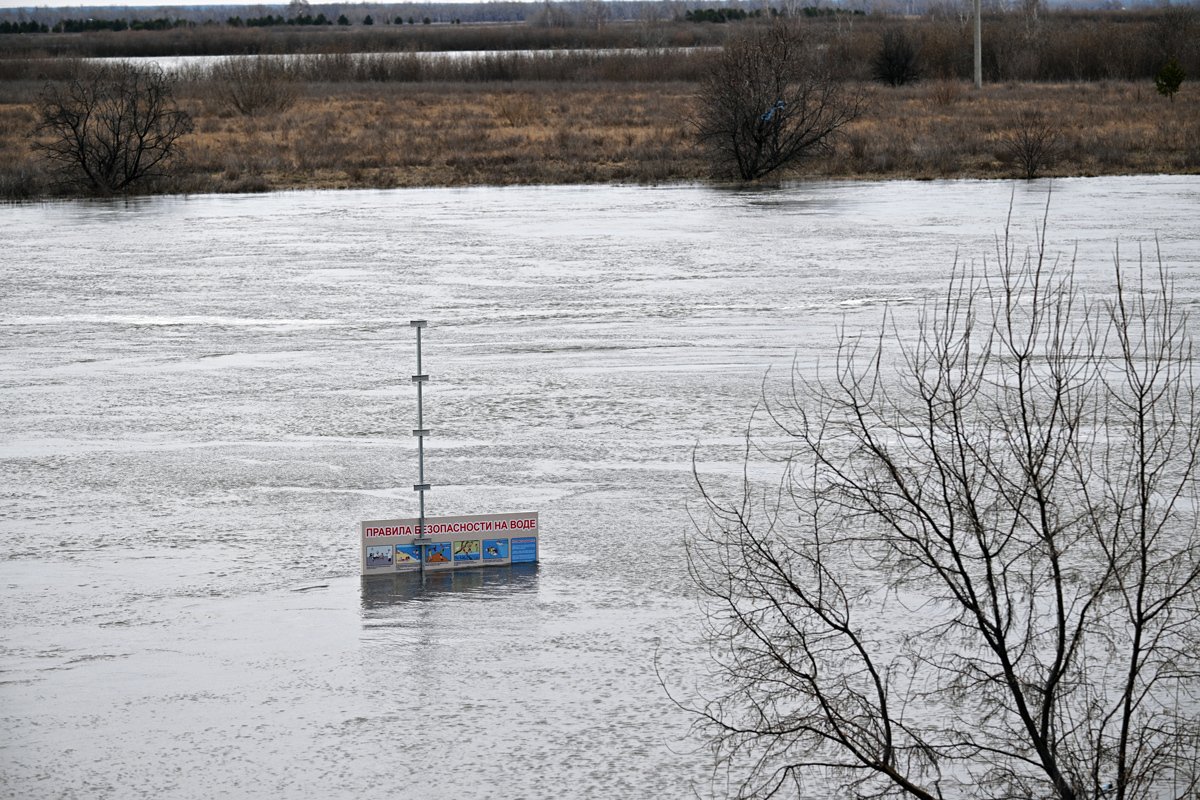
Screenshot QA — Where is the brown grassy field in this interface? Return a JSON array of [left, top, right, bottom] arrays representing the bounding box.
[[3, 8, 1197, 197], [827, 80, 1199, 180], [2, 76, 1194, 198]]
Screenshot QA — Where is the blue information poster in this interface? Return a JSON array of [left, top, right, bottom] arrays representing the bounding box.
[[510, 537, 537, 564], [482, 539, 509, 561], [425, 542, 451, 564]]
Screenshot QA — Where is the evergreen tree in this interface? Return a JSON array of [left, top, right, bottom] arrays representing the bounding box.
[[1155, 57, 1186, 101]]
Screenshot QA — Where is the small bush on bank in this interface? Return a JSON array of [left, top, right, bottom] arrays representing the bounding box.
[[1002, 109, 1061, 179], [208, 56, 297, 115], [873, 28, 921, 86], [0, 160, 47, 199]]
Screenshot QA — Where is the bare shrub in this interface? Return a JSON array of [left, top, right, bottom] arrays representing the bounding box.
[[34, 62, 193, 194], [846, 130, 869, 163], [1003, 108, 1061, 178], [491, 93, 538, 127], [0, 160, 47, 199], [695, 22, 862, 181], [913, 135, 963, 174], [921, 20, 970, 80], [930, 78, 964, 106], [208, 56, 298, 115], [873, 27, 922, 86]]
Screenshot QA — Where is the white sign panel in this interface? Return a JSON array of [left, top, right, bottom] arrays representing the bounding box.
[[361, 511, 539, 575]]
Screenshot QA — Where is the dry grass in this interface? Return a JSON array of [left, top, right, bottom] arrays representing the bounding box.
[[2, 79, 1197, 197], [822, 80, 1200, 180], [187, 83, 701, 190]]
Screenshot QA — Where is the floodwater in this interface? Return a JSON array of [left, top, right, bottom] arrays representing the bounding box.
[[91, 47, 710, 74], [1, 177, 1197, 799]]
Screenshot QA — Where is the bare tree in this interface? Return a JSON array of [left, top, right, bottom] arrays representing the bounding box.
[[577, 0, 611, 30], [685, 214, 1200, 800], [527, 0, 573, 28], [695, 22, 862, 182], [35, 63, 193, 195]]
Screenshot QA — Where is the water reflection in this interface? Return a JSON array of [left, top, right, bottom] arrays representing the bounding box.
[[360, 563, 540, 609]]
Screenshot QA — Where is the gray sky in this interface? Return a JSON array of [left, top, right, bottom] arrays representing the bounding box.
[[8, 3, 151, 8], [2, 2, 220, 10], [0, 1, 480, 11]]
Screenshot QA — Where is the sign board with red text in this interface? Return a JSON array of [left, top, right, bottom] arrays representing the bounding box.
[[361, 511, 539, 575]]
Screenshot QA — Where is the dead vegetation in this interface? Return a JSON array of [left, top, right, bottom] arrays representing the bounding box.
[[1, 7, 1197, 197], [817, 80, 1200, 180], [2, 25, 1198, 199], [2, 77, 1195, 197]]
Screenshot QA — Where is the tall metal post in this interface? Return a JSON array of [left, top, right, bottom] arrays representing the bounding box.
[[410, 320, 431, 577], [973, 0, 982, 90]]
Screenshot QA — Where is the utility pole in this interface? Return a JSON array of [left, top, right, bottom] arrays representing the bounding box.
[[410, 320, 431, 577], [974, 0, 982, 89]]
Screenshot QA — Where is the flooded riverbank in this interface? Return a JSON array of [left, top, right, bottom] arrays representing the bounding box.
[[2, 177, 1198, 799]]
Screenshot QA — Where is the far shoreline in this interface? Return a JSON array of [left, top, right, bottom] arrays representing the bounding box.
[[10, 170, 1196, 208]]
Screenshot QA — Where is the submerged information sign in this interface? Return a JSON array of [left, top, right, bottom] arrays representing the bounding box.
[[361, 511, 539, 575]]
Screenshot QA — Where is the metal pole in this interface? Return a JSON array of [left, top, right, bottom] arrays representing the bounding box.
[[410, 320, 430, 578], [973, 0, 982, 90]]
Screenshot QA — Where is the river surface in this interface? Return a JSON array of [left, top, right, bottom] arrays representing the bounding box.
[[2, 177, 1198, 799], [87, 47, 710, 73]]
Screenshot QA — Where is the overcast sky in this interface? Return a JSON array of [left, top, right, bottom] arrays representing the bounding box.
[[0, 1, 482, 11], [7, 2, 195, 9], [2, 2, 224, 10]]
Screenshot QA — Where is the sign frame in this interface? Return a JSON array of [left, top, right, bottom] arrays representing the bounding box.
[[360, 511, 539, 575]]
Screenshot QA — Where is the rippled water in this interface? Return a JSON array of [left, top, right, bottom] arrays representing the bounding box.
[[2, 177, 1198, 799]]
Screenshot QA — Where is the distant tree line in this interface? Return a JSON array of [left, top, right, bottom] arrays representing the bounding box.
[[0, 0, 1192, 31], [0, 20, 47, 33], [794, 6, 866, 17], [53, 17, 189, 33], [0, 17, 189, 34], [0, 10, 471, 32], [684, 6, 863, 22], [0, 3, 871, 36], [225, 13, 455, 26], [683, 7, 760, 23], [227, 13, 333, 26], [0, 1, 877, 31], [0, 4, 1193, 85]]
